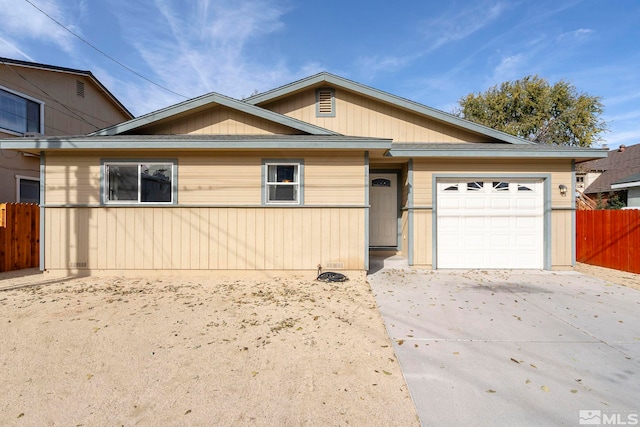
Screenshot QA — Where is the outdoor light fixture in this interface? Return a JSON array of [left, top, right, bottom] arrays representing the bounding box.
[[559, 184, 568, 196]]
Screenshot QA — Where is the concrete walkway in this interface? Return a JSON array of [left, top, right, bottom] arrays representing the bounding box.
[[368, 268, 640, 426]]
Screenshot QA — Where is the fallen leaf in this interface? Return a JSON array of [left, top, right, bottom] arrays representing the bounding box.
[[541, 385, 550, 392], [397, 339, 405, 345], [530, 364, 537, 369], [383, 370, 392, 375], [17, 413, 24, 419], [525, 379, 531, 384], [571, 389, 578, 394], [486, 389, 496, 393], [185, 409, 192, 415], [453, 352, 460, 355], [510, 358, 520, 364]]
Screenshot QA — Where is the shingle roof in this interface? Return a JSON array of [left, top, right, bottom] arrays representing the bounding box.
[[613, 172, 640, 186], [578, 144, 640, 194]]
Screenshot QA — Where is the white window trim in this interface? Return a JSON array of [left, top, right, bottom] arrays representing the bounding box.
[[263, 160, 304, 205], [102, 160, 177, 205], [0, 84, 45, 135], [15, 174, 40, 203]]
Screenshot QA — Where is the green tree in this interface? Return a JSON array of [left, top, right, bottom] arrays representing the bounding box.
[[606, 193, 626, 210], [457, 75, 606, 147]]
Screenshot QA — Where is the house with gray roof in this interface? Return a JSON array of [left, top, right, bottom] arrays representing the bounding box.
[[0, 72, 607, 275]]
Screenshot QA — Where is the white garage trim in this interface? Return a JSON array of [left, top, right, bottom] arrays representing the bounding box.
[[432, 174, 552, 269]]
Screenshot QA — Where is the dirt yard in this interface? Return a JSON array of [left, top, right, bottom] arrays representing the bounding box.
[[0, 271, 419, 426], [574, 262, 640, 291]]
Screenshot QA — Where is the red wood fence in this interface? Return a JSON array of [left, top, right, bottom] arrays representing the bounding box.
[[0, 203, 40, 272], [576, 210, 640, 274]]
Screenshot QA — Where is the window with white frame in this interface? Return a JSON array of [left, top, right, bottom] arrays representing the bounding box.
[[0, 87, 43, 135], [264, 162, 302, 204], [104, 161, 175, 204], [16, 175, 40, 204]]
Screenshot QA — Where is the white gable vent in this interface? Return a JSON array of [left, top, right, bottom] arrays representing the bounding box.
[[316, 88, 335, 117]]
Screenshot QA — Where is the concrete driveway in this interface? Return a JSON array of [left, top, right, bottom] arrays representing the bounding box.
[[368, 268, 640, 426]]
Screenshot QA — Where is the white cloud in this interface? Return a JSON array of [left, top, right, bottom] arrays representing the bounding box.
[[0, 37, 35, 61], [603, 129, 640, 147], [491, 53, 527, 83], [101, 0, 311, 113], [0, 0, 78, 53], [557, 28, 594, 42], [420, 1, 508, 52]]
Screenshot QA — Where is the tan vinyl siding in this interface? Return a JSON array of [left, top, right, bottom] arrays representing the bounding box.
[[45, 155, 101, 205], [412, 209, 433, 267], [262, 88, 486, 143], [44, 207, 365, 271], [179, 154, 261, 205], [45, 151, 366, 207], [140, 105, 299, 135], [304, 153, 365, 205], [551, 210, 573, 268]]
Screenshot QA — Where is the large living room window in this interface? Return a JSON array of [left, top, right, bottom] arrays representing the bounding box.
[[264, 160, 303, 205], [0, 87, 43, 135], [103, 161, 175, 204]]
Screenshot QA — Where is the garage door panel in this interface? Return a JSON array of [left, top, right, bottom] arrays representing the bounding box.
[[437, 179, 543, 269]]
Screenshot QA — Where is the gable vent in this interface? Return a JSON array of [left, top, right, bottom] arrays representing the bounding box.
[[76, 80, 85, 98], [316, 88, 335, 117]]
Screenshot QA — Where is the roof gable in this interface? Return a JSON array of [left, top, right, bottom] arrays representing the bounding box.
[[246, 72, 534, 145], [92, 91, 338, 136], [0, 56, 132, 119]]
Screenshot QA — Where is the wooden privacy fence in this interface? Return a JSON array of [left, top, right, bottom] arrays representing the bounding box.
[[0, 203, 40, 272], [576, 210, 640, 274]]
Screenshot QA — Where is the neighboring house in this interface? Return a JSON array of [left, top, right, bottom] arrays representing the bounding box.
[[576, 143, 640, 206], [0, 57, 133, 203], [612, 172, 640, 208], [0, 72, 606, 276]]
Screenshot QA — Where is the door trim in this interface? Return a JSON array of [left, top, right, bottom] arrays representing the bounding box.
[[370, 169, 402, 250]]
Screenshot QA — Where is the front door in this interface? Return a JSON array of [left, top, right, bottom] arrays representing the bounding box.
[[370, 173, 397, 247]]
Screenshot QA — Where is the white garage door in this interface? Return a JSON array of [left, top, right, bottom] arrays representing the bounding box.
[[437, 179, 544, 269]]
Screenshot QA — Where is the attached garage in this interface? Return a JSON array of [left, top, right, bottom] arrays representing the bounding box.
[[436, 179, 545, 269]]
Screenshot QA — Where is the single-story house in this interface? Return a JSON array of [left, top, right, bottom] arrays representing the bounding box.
[[0, 73, 607, 276]]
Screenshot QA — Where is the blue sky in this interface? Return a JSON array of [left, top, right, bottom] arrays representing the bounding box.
[[1, 0, 638, 148]]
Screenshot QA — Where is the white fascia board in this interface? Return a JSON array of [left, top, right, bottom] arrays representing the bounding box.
[[611, 181, 640, 189]]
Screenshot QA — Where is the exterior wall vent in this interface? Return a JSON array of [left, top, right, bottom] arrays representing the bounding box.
[[325, 262, 344, 269], [316, 88, 335, 117], [76, 80, 85, 98]]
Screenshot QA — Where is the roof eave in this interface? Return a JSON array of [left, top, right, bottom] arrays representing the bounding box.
[[0, 138, 391, 151], [386, 148, 610, 160]]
